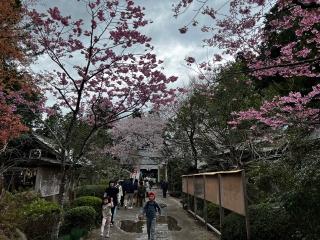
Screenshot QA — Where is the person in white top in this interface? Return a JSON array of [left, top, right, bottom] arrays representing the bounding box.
[[116, 180, 123, 209], [101, 197, 113, 238]]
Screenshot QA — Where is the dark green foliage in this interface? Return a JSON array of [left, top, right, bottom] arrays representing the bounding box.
[[207, 203, 220, 227], [169, 191, 182, 198], [222, 203, 293, 240], [63, 206, 96, 232], [20, 199, 61, 240], [72, 196, 102, 222], [73, 196, 102, 214], [59, 228, 88, 240], [0, 191, 61, 240], [221, 212, 246, 240], [282, 156, 320, 239], [75, 185, 105, 198]]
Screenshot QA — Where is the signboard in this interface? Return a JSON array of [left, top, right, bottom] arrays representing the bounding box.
[[182, 170, 247, 215], [182, 170, 249, 239], [194, 176, 204, 198], [35, 167, 62, 197]]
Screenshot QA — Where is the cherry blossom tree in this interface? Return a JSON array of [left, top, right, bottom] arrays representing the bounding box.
[[110, 112, 166, 164], [27, 1, 178, 236], [174, 0, 320, 131]]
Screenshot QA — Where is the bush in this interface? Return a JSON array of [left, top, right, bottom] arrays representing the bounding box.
[[0, 191, 45, 239], [73, 196, 102, 214], [75, 185, 105, 198], [222, 203, 293, 240], [169, 191, 182, 198], [73, 196, 102, 222], [207, 203, 220, 227], [63, 206, 96, 233], [20, 199, 61, 240], [59, 228, 88, 240]]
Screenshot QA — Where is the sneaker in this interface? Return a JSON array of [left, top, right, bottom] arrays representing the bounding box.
[[106, 234, 110, 238], [128, 206, 133, 209]]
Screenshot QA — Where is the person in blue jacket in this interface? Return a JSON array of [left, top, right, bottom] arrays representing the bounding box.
[[140, 192, 161, 240]]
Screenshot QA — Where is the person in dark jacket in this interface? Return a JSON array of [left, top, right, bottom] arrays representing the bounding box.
[[104, 180, 119, 225], [140, 192, 161, 240], [161, 180, 169, 198], [133, 179, 139, 206], [137, 181, 146, 207], [124, 178, 134, 209]]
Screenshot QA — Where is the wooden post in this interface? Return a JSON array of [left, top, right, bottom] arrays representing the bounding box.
[[187, 176, 190, 210], [218, 174, 224, 238], [203, 175, 208, 230], [242, 171, 250, 240], [193, 175, 197, 216]]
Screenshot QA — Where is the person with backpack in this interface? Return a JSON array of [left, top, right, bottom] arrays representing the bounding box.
[[139, 192, 161, 240], [137, 180, 146, 207]]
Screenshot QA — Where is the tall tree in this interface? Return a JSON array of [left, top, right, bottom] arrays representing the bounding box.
[[174, 0, 320, 132], [28, 1, 178, 237], [0, 0, 40, 152]]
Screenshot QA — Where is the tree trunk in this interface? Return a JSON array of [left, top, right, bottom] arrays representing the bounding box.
[[51, 152, 68, 240], [189, 135, 198, 170]]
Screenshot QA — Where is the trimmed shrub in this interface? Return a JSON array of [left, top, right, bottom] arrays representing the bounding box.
[[20, 199, 61, 240], [73, 196, 102, 214], [63, 206, 96, 232], [222, 203, 293, 240], [73, 196, 102, 223], [75, 185, 105, 198]]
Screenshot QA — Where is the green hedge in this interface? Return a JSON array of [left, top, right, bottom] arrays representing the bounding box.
[[59, 227, 88, 240], [63, 206, 96, 233], [73, 196, 102, 222], [222, 203, 293, 240], [21, 199, 61, 240], [73, 196, 102, 213], [75, 185, 105, 198]]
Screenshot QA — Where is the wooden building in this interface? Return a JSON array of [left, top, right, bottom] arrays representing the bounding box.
[[1, 134, 69, 199]]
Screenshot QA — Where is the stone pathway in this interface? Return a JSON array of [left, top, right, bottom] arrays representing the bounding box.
[[87, 189, 218, 240]]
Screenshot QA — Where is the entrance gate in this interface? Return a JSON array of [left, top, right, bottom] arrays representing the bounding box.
[[182, 170, 250, 239]]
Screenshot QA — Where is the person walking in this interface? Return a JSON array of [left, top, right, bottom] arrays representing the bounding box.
[[115, 180, 123, 209], [133, 178, 139, 207], [137, 180, 146, 207], [144, 179, 150, 197], [140, 192, 161, 240], [124, 178, 134, 209], [101, 197, 113, 238], [104, 180, 119, 225], [161, 180, 168, 198]]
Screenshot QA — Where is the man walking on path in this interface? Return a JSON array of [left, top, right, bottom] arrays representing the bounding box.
[[161, 180, 169, 198], [123, 178, 134, 209], [137, 180, 147, 207]]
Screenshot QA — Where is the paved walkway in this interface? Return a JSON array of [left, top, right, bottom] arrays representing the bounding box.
[[87, 189, 218, 240]]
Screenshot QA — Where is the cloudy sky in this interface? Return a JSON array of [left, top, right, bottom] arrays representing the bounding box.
[[33, 0, 229, 88]]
